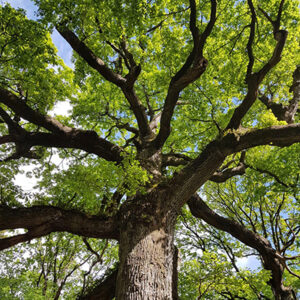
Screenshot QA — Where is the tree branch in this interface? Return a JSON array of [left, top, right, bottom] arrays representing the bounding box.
[[258, 0, 285, 35], [245, 0, 256, 82], [0, 88, 123, 162], [259, 66, 299, 124], [188, 194, 273, 254], [225, 2, 288, 130], [56, 26, 151, 140], [0, 135, 13, 144], [0, 87, 74, 135], [153, 0, 217, 149], [245, 164, 291, 188], [0, 205, 119, 251], [56, 26, 125, 87], [78, 268, 117, 300], [164, 123, 300, 212], [187, 194, 291, 297], [209, 162, 246, 183], [162, 152, 247, 184], [162, 152, 192, 167]]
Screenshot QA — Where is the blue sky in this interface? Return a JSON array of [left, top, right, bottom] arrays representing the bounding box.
[[4, 0, 73, 67]]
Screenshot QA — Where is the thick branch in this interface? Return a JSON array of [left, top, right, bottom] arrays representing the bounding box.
[[226, 2, 288, 130], [0, 88, 123, 162], [0, 107, 44, 161], [258, 0, 285, 34], [188, 194, 273, 254], [245, 0, 256, 82], [56, 26, 125, 87], [161, 153, 247, 183], [0, 205, 119, 251], [187, 194, 291, 298], [0, 135, 13, 144], [120, 86, 152, 139], [0, 88, 74, 135], [161, 153, 192, 167], [78, 269, 117, 300], [56, 27, 151, 139], [21, 131, 123, 162], [259, 66, 300, 124], [153, 0, 217, 149], [197, 0, 217, 58], [164, 123, 300, 211]]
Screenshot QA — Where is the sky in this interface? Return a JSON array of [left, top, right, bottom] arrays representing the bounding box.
[[3, 0, 262, 272], [4, 0, 72, 190], [3, 0, 73, 68]]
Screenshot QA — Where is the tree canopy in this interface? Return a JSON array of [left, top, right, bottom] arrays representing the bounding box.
[[0, 0, 299, 299]]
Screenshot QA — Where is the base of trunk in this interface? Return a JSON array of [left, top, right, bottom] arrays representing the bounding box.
[[116, 212, 176, 299]]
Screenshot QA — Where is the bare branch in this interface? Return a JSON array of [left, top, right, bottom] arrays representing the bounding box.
[[0, 205, 119, 251]]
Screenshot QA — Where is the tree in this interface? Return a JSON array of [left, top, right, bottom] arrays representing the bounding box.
[[0, 0, 299, 299]]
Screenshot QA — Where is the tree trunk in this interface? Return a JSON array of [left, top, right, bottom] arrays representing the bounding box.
[[272, 287, 297, 300], [116, 196, 177, 299], [263, 256, 297, 300]]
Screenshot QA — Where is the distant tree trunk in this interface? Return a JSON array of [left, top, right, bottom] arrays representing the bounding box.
[[116, 194, 178, 299]]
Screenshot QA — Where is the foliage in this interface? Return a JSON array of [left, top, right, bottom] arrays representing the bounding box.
[[0, 233, 118, 299], [0, 0, 299, 298]]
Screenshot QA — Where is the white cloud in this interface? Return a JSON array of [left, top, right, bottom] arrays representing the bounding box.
[[237, 255, 261, 271], [49, 100, 72, 117], [14, 165, 36, 192]]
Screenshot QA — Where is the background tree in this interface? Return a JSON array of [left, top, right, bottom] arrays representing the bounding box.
[[0, 0, 299, 299]]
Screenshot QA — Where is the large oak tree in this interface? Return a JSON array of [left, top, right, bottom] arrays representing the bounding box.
[[0, 0, 299, 299]]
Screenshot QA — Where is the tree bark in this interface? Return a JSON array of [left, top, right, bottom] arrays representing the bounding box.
[[116, 195, 178, 299]]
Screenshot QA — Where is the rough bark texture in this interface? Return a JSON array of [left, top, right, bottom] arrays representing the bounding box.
[[78, 269, 118, 300], [116, 195, 177, 300], [0, 205, 119, 250]]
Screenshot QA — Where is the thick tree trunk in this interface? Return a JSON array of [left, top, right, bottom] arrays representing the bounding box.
[[116, 196, 177, 299], [272, 286, 296, 300]]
